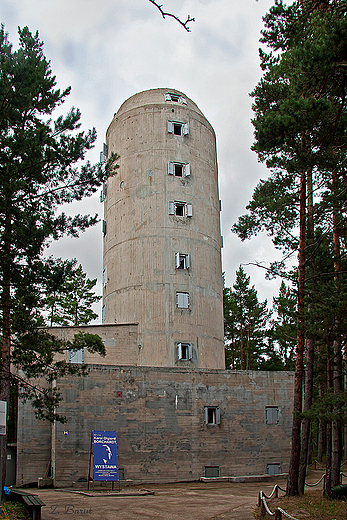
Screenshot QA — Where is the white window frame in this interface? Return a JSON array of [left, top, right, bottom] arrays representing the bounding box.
[[176, 292, 189, 309], [168, 161, 190, 177], [175, 252, 190, 270], [204, 407, 221, 425], [69, 348, 84, 364], [165, 93, 187, 104], [177, 342, 192, 360], [167, 121, 189, 136], [169, 201, 193, 217], [266, 406, 279, 425]]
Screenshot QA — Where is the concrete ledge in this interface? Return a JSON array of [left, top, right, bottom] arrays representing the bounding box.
[[71, 480, 133, 489], [58, 488, 154, 497], [200, 473, 288, 483], [38, 477, 53, 488]]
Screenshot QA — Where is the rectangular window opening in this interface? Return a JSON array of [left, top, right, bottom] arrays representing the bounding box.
[[169, 201, 192, 217], [69, 348, 84, 364], [174, 123, 182, 135], [175, 252, 189, 270], [165, 93, 187, 104], [176, 292, 189, 309], [205, 466, 220, 478], [266, 406, 279, 425], [267, 463, 281, 476], [168, 162, 190, 177], [175, 203, 184, 216], [204, 406, 221, 425], [177, 342, 192, 360], [174, 164, 183, 177]]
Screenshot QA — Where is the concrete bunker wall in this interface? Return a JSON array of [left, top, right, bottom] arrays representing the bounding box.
[[17, 366, 294, 487]]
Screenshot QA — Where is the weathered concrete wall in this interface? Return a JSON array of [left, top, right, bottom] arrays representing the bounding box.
[[17, 366, 294, 486], [47, 324, 139, 365], [103, 89, 224, 369]]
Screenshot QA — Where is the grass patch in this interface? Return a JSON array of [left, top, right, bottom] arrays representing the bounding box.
[[254, 489, 347, 520], [0, 502, 31, 520]]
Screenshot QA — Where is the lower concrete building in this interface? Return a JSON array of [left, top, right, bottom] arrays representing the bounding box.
[[16, 327, 294, 487]]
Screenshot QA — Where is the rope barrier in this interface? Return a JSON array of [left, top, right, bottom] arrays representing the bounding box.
[[259, 491, 300, 520], [305, 473, 326, 487], [277, 507, 300, 520], [258, 470, 346, 518]]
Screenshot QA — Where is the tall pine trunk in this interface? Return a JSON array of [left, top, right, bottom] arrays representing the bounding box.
[[325, 333, 333, 495], [287, 169, 307, 496], [298, 337, 314, 494], [1, 211, 12, 488], [298, 168, 315, 494], [331, 169, 343, 487]]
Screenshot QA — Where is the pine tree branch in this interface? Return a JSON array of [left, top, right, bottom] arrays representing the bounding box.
[[149, 0, 195, 32]]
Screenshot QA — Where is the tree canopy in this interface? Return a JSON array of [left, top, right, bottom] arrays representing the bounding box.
[[233, 0, 347, 495], [0, 25, 118, 426]]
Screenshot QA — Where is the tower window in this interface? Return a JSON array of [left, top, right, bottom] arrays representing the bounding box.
[[175, 253, 190, 270], [169, 201, 193, 217], [204, 407, 221, 425], [266, 406, 279, 425], [168, 162, 190, 177], [176, 292, 189, 309], [100, 182, 107, 202], [177, 342, 192, 360], [167, 121, 189, 136], [165, 93, 187, 104], [102, 266, 108, 288]]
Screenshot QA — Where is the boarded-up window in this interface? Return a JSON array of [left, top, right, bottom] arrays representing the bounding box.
[[266, 406, 279, 425], [69, 349, 84, 364], [205, 466, 220, 477], [267, 463, 281, 476], [176, 292, 189, 309]]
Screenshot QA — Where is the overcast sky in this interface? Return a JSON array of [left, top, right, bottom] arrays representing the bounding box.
[[1, 0, 286, 320]]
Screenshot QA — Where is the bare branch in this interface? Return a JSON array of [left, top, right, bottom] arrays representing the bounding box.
[[149, 0, 195, 32]]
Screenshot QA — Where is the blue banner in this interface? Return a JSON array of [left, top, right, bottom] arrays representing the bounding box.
[[92, 431, 119, 481]]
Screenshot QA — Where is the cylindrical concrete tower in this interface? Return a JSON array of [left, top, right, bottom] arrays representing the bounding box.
[[103, 88, 224, 369]]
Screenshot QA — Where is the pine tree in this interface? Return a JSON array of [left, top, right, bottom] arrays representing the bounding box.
[[0, 26, 118, 429], [224, 267, 270, 370], [233, 0, 347, 494], [270, 282, 296, 370]]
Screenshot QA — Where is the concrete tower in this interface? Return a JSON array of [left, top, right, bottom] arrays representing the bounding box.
[[102, 88, 224, 369]]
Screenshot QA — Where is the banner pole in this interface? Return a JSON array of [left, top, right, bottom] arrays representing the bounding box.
[[88, 432, 92, 491]]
